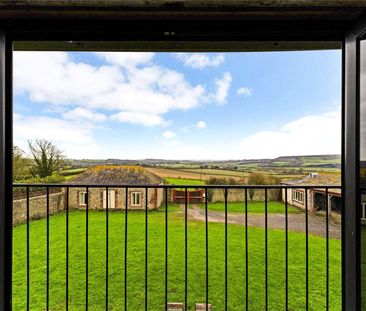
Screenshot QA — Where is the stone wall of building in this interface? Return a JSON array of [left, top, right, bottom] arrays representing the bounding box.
[[282, 188, 314, 210], [13, 192, 65, 226], [69, 187, 164, 210]]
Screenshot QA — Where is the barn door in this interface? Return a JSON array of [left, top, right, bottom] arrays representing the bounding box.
[[103, 190, 116, 209]]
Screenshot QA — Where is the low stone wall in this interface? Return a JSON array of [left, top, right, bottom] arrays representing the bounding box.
[[211, 188, 281, 203], [13, 192, 65, 226]]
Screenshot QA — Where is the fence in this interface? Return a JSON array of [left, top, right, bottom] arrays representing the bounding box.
[[12, 183, 342, 310]]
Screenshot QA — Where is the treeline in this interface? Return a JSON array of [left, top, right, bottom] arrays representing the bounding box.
[[13, 139, 66, 183]]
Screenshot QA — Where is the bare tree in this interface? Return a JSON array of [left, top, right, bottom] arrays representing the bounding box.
[[28, 139, 65, 178]]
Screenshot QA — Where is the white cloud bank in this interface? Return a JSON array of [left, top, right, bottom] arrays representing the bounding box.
[[174, 53, 224, 69], [14, 113, 101, 159], [14, 51, 228, 129], [240, 108, 341, 159]]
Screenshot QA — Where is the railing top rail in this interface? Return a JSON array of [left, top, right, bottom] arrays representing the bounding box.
[[12, 183, 342, 189]]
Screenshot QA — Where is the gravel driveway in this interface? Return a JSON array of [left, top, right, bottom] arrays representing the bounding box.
[[182, 205, 341, 239]]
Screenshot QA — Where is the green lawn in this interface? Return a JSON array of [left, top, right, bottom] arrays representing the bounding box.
[[165, 177, 205, 186], [12, 209, 341, 310], [196, 201, 299, 214]]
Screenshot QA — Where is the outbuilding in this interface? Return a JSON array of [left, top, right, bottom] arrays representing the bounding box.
[[68, 165, 164, 210]]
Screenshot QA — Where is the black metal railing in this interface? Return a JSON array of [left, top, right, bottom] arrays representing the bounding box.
[[12, 184, 342, 311]]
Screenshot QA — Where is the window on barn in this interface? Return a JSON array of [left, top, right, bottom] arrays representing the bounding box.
[[79, 191, 87, 205], [293, 190, 304, 203], [131, 192, 141, 206]]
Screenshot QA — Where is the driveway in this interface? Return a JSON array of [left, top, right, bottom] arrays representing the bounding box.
[[182, 205, 341, 239]]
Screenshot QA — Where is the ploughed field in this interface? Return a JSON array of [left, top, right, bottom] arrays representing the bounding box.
[[13, 207, 341, 310]]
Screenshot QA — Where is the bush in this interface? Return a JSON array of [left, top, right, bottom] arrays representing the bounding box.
[[247, 172, 280, 201], [206, 177, 240, 202], [15, 173, 65, 184]]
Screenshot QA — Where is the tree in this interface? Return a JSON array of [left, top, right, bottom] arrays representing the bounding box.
[[247, 172, 267, 201], [206, 177, 238, 202], [247, 172, 281, 201], [28, 139, 65, 178], [13, 146, 31, 181]]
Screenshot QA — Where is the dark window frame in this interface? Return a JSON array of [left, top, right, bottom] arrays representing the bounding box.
[[0, 13, 364, 310]]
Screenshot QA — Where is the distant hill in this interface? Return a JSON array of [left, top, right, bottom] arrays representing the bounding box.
[[68, 154, 341, 170], [266, 155, 341, 169]]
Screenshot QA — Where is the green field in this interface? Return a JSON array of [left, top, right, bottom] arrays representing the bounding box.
[[179, 168, 247, 178], [165, 177, 205, 186], [196, 201, 299, 214], [60, 168, 86, 180], [13, 208, 341, 310]]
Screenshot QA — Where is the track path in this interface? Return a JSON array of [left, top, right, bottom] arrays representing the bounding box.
[[181, 204, 341, 239]]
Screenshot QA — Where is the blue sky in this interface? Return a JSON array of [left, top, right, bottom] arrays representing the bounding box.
[[13, 50, 341, 160]]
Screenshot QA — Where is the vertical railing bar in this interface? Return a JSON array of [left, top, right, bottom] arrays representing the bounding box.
[[305, 189, 309, 311], [205, 188, 209, 311], [185, 187, 188, 311], [265, 188, 268, 311], [46, 186, 50, 311], [325, 188, 329, 311], [145, 187, 148, 311], [26, 186, 30, 311], [124, 187, 128, 311], [86, 186, 89, 310], [164, 188, 168, 310], [66, 187, 69, 311], [245, 188, 248, 311], [285, 188, 288, 311], [165, 188, 168, 311], [106, 186, 109, 310], [225, 187, 228, 311]]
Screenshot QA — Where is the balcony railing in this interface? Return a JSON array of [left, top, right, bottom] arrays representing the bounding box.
[[12, 184, 342, 311]]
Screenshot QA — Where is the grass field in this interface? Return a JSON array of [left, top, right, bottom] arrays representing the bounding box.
[[195, 201, 299, 214], [179, 168, 248, 178], [12, 208, 341, 310], [165, 177, 205, 186], [60, 168, 86, 180]]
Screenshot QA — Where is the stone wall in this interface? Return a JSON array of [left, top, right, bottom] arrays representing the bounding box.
[[211, 188, 281, 203], [69, 187, 163, 210], [13, 192, 65, 226]]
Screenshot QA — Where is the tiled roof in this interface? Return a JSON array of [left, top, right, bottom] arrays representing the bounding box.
[[69, 165, 163, 185]]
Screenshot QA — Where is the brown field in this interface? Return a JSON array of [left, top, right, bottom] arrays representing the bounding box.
[[145, 167, 245, 182]]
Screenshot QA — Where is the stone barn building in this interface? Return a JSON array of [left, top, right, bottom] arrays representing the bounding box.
[[282, 173, 341, 213], [69, 166, 164, 210]]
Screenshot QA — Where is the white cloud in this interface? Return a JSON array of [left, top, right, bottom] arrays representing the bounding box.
[[110, 111, 170, 127], [14, 51, 207, 126], [95, 52, 155, 68], [174, 53, 224, 69], [62, 107, 107, 122], [214, 72, 232, 104], [237, 87, 252, 97], [163, 130, 176, 139], [196, 121, 207, 129], [13, 113, 101, 159], [240, 108, 341, 159], [14, 52, 123, 105]]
